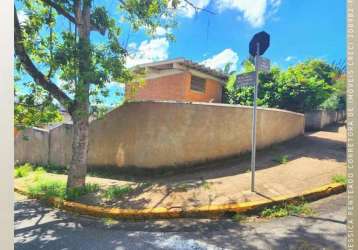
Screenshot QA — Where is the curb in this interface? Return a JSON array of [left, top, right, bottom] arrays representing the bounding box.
[[14, 182, 346, 219]]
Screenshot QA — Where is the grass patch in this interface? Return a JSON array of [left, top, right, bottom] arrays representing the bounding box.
[[232, 213, 247, 222], [42, 164, 67, 174], [15, 163, 68, 178], [332, 174, 347, 185], [27, 178, 99, 201], [28, 179, 67, 199], [66, 183, 100, 200], [103, 185, 133, 200], [102, 217, 119, 226], [14, 163, 33, 178], [261, 205, 288, 218], [260, 199, 313, 218], [201, 180, 211, 190], [32, 167, 47, 181], [273, 155, 289, 164]]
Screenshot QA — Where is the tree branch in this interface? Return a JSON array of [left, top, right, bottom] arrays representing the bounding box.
[[14, 6, 73, 111], [182, 0, 216, 15], [40, 0, 77, 24], [90, 23, 106, 35], [118, 0, 216, 15]]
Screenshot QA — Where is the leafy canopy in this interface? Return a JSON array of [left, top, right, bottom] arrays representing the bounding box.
[[15, 81, 63, 128], [15, 0, 184, 116], [223, 59, 345, 113]]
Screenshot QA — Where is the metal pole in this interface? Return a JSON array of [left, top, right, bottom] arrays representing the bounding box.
[[251, 43, 260, 192]]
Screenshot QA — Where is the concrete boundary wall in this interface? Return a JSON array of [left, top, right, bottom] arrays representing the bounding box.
[[49, 124, 73, 166], [15, 101, 305, 169], [304, 110, 346, 131], [87, 101, 304, 169], [15, 127, 49, 166]]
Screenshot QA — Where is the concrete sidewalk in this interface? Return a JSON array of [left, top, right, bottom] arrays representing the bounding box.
[[15, 124, 346, 210]]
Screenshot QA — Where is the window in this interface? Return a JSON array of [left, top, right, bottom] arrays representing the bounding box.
[[190, 75, 206, 93]]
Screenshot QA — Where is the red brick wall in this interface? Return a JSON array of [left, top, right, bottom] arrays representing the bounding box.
[[126, 71, 223, 103], [126, 73, 186, 101], [183, 72, 222, 103]]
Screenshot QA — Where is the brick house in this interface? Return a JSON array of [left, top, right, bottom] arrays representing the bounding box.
[[126, 58, 228, 103]]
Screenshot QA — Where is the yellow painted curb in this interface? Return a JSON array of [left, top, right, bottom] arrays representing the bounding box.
[[14, 182, 346, 219]]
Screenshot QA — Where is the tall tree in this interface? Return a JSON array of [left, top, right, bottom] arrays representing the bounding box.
[[223, 59, 342, 113], [14, 0, 211, 189], [15, 81, 63, 128]]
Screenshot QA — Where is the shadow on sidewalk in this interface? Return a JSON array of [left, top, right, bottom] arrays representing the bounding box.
[[89, 123, 346, 185]]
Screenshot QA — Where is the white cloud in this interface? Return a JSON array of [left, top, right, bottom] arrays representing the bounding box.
[[270, 0, 282, 9], [201, 49, 239, 72], [285, 56, 296, 62], [17, 10, 28, 24], [154, 27, 172, 36], [126, 38, 169, 68], [175, 0, 211, 18], [266, 0, 282, 19], [215, 0, 282, 27]]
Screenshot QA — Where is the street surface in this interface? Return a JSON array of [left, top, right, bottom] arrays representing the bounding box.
[[15, 192, 346, 250]]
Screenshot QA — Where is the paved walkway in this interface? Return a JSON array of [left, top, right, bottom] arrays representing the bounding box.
[[15, 124, 346, 209]]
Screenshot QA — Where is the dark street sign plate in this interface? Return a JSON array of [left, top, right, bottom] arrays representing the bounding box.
[[249, 31, 270, 57], [236, 72, 256, 87], [257, 56, 270, 72]]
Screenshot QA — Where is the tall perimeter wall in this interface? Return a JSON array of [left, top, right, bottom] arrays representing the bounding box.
[[15, 101, 305, 169], [304, 110, 346, 131]]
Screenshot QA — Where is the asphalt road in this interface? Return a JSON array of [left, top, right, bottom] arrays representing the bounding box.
[[14, 192, 347, 250]]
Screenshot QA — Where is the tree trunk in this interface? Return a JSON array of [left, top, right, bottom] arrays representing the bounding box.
[[66, 0, 92, 189], [67, 114, 89, 188]]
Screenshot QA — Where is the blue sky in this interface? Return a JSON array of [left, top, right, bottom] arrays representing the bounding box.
[[119, 0, 346, 72], [16, 0, 346, 107]]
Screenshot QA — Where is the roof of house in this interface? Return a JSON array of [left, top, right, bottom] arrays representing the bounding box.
[[132, 58, 229, 82]]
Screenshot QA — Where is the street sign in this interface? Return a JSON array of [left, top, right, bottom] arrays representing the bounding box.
[[236, 72, 256, 87], [249, 31, 270, 57], [257, 56, 270, 73], [248, 31, 270, 193]]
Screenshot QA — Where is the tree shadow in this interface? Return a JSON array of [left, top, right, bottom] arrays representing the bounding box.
[[70, 123, 347, 210], [17, 123, 346, 216], [306, 121, 346, 133], [15, 198, 346, 250], [89, 123, 346, 185]]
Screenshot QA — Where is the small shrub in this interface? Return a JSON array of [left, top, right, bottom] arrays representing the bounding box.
[[66, 183, 100, 200], [27, 179, 99, 201], [232, 213, 247, 222], [287, 203, 313, 216], [43, 164, 67, 174], [261, 205, 288, 218], [104, 185, 133, 200], [102, 217, 118, 226], [260, 200, 313, 218], [201, 180, 211, 190], [28, 179, 67, 199], [32, 167, 47, 181], [14, 163, 33, 178], [332, 175, 347, 185], [273, 155, 289, 164]]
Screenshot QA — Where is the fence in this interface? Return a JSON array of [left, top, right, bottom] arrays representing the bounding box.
[[15, 101, 305, 169], [15, 127, 49, 166], [304, 110, 346, 131]]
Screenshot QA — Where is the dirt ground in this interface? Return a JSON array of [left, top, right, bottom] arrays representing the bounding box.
[[16, 123, 346, 210]]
